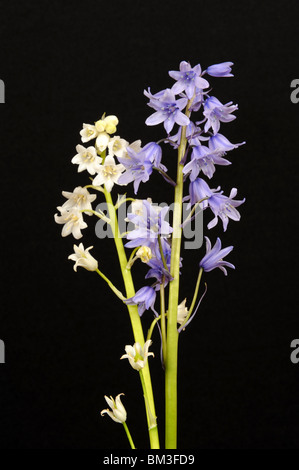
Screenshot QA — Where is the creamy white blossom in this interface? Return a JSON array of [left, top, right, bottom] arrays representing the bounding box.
[[108, 136, 129, 159], [120, 140, 142, 160], [95, 132, 110, 153], [80, 123, 98, 143], [54, 207, 87, 239], [177, 298, 189, 326], [136, 246, 153, 263], [68, 243, 98, 272], [60, 186, 96, 214], [95, 115, 119, 134], [120, 340, 154, 371], [72, 145, 102, 175], [100, 393, 127, 423], [93, 155, 124, 192]]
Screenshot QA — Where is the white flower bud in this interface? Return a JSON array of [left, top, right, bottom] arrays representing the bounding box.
[[101, 393, 127, 423]]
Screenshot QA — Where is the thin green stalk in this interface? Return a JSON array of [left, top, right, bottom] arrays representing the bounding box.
[[123, 422, 136, 449], [95, 268, 125, 301], [160, 281, 167, 363], [103, 187, 159, 449], [165, 97, 194, 449], [180, 268, 203, 330]]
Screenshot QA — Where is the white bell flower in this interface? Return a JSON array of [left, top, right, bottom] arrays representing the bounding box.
[[120, 340, 154, 371], [108, 136, 129, 159], [95, 132, 110, 153], [100, 393, 127, 423], [177, 298, 189, 326], [68, 243, 98, 272], [54, 207, 87, 239], [72, 145, 102, 175], [136, 246, 153, 263], [60, 186, 96, 214], [80, 123, 98, 143], [93, 155, 125, 192]]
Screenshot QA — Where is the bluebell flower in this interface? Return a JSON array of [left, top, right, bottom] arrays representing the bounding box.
[[188, 177, 214, 208], [169, 121, 208, 148], [199, 237, 235, 275], [207, 188, 245, 231], [209, 133, 245, 152], [117, 145, 154, 194], [206, 62, 234, 78], [169, 61, 209, 99], [125, 286, 157, 316], [145, 238, 173, 288], [183, 145, 231, 180], [144, 88, 190, 134], [203, 96, 238, 134], [125, 200, 172, 248]]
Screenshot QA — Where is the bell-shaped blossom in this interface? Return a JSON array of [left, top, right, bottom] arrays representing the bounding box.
[[80, 123, 98, 143], [120, 340, 154, 371], [199, 237, 235, 275], [177, 299, 189, 326], [59, 186, 96, 214], [145, 238, 174, 288], [95, 131, 110, 153], [207, 188, 245, 231], [136, 246, 153, 263], [92, 155, 125, 192], [108, 136, 129, 159], [125, 200, 172, 248], [203, 96, 238, 134], [54, 207, 87, 239], [183, 145, 231, 180], [187, 177, 214, 208], [209, 133, 245, 152], [72, 144, 102, 175], [145, 88, 190, 134], [68, 243, 98, 272], [101, 393, 127, 423], [206, 61, 234, 77], [117, 145, 154, 194], [169, 60, 209, 99], [125, 286, 157, 316]]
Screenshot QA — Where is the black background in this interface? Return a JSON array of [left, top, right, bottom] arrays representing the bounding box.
[[0, 0, 298, 450]]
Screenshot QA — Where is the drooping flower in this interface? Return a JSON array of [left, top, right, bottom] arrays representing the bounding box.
[[207, 188, 245, 231], [169, 60, 209, 99], [145, 238, 173, 288], [92, 155, 125, 192], [208, 133, 245, 152], [80, 123, 98, 143], [68, 243, 98, 272], [108, 136, 129, 159], [125, 200, 172, 248], [59, 186, 97, 213], [72, 144, 102, 175], [136, 246, 153, 263], [177, 298, 189, 326], [203, 96, 238, 134], [145, 88, 190, 133], [100, 393, 127, 423], [117, 144, 154, 194], [120, 340, 154, 371], [206, 61, 234, 77], [54, 207, 87, 239], [125, 286, 157, 316], [199, 237, 235, 275], [95, 131, 110, 153], [183, 145, 231, 180]]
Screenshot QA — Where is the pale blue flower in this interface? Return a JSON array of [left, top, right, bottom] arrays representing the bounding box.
[[199, 237, 235, 275], [145, 88, 190, 133], [169, 61, 209, 99], [203, 96, 238, 134], [206, 62, 234, 77], [125, 286, 157, 316]]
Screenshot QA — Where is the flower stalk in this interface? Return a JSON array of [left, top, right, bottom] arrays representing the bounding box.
[[103, 186, 160, 449]]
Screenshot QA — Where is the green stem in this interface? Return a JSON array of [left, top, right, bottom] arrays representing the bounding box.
[[146, 315, 162, 342], [103, 187, 160, 449], [160, 281, 167, 364], [95, 268, 125, 301], [123, 422, 136, 449], [165, 97, 194, 449]]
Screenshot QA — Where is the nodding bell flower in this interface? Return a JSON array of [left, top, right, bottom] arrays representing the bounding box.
[[177, 298, 189, 326], [68, 243, 98, 272], [120, 340, 154, 371], [136, 246, 153, 263], [100, 393, 127, 423]]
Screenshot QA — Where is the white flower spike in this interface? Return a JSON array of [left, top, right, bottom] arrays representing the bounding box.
[[108, 136, 129, 159], [100, 393, 127, 423], [60, 186, 96, 213], [68, 243, 98, 272], [93, 155, 124, 192], [80, 123, 98, 143], [120, 340, 154, 371]]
